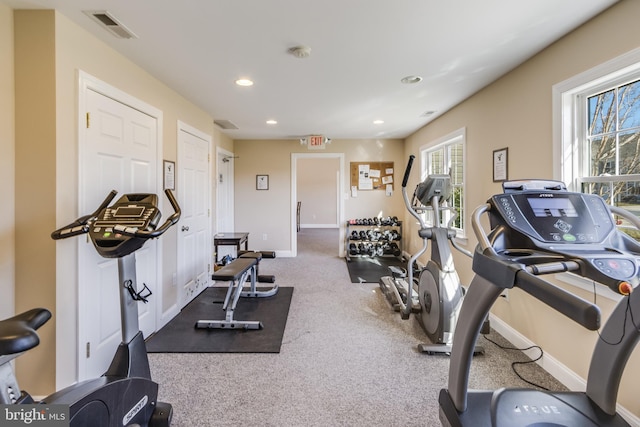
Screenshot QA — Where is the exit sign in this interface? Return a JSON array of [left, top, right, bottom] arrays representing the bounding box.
[[308, 135, 325, 150]]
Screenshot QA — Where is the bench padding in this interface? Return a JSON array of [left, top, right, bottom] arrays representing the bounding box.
[[211, 257, 258, 281]]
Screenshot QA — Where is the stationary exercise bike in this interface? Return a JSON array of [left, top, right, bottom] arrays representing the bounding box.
[[379, 155, 484, 355], [0, 189, 180, 426], [439, 180, 639, 426]]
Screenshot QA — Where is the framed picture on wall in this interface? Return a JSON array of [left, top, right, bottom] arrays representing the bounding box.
[[164, 160, 175, 190], [256, 174, 269, 190], [493, 148, 508, 182]]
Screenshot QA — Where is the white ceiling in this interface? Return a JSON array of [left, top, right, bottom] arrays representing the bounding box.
[[4, 0, 618, 140]]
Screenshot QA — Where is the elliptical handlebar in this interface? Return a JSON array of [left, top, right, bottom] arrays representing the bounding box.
[[51, 190, 118, 240], [402, 155, 415, 188]]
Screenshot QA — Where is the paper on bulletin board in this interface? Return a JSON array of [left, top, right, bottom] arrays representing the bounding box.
[[386, 184, 393, 196], [359, 164, 373, 189], [382, 175, 393, 184], [351, 186, 358, 197], [359, 179, 373, 190]]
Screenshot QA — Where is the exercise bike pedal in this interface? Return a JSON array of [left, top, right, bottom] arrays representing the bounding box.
[[150, 401, 173, 427]]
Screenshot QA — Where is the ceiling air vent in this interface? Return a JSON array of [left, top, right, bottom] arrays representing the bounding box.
[[214, 120, 239, 130], [83, 10, 137, 39]]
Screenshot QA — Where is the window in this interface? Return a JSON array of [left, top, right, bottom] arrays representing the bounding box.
[[555, 48, 640, 241], [419, 128, 466, 236]]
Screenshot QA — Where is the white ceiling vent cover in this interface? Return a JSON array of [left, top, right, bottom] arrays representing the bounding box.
[[84, 11, 138, 39], [214, 119, 239, 130]]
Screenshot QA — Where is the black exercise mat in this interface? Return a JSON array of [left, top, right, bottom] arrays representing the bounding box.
[[145, 286, 293, 353], [345, 257, 406, 283]]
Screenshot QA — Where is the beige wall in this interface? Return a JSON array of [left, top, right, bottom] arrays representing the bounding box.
[[14, 9, 57, 395], [0, 3, 15, 319], [12, 10, 220, 395], [405, 0, 640, 418], [234, 139, 405, 255]]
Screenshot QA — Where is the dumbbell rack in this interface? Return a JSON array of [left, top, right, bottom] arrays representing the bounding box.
[[345, 218, 402, 262]]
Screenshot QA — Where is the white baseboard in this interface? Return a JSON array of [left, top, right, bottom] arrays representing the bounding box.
[[489, 314, 640, 426], [300, 224, 338, 229]]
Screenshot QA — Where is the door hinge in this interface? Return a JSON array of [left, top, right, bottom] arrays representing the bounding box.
[[86, 342, 90, 358], [208, 263, 211, 272], [208, 153, 210, 162], [86, 112, 90, 128], [208, 208, 211, 217]]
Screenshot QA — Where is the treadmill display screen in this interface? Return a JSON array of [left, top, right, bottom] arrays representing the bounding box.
[[527, 197, 578, 218], [502, 193, 615, 244]]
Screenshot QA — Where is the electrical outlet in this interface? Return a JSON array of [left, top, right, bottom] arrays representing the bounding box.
[[262, 233, 268, 241]]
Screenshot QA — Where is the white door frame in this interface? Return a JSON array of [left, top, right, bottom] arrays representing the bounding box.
[[72, 70, 163, 383], [291, 152, 345, 257]]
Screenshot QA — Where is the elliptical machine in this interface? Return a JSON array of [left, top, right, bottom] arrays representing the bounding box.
[[379, 155, 484, 355], [439, 179, 639, 426], [0, 189, 180, 426]]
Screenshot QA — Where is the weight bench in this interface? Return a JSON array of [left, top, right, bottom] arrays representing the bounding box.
[[238, 250, 276, 283], [195, 255, 279, 330]]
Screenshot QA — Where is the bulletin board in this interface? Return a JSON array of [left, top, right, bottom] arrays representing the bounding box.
[[350, 161, 394, 191]]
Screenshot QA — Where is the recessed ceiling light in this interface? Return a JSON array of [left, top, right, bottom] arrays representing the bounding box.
[[266, 119, 278, 125], [401, 75, 423, 84], [235, 78, 254, 87], [373, 120, 384, 125]]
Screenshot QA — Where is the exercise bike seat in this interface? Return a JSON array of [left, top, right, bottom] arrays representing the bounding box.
[[0, 308, 51, 356]]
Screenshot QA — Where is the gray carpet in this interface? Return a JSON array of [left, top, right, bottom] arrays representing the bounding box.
[[149, 229, 565, 426]]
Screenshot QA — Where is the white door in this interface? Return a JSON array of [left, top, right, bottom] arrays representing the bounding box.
[[177, 123, 211, 307], [216, 148, 235, 260], [79, 88, 159, 380]]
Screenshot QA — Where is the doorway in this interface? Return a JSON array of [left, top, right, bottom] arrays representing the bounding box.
[[177, 122, 211, 309], [216, 147, 235, 260], [291, 153, 345, 257]]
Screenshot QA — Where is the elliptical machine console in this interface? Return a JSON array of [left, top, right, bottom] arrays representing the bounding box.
[[0, 189, 180, 426], [439, 179, 639, 427]]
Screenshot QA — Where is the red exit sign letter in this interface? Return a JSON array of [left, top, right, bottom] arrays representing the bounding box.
[[309, 135, 324, 147]]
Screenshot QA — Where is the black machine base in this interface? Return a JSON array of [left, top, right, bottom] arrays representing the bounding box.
[[438, 388, 630, 427], [418, 343, 484, 356]]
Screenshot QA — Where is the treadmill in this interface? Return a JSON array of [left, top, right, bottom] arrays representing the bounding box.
[[439, 180, 639, 427]]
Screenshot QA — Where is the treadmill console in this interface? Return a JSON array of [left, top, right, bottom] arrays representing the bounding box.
[[486, 181, 640, 291], [90, 194, 161, 258], [490, 192, 614, 245]]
